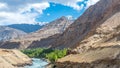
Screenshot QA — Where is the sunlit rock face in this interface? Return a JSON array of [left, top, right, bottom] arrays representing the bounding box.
[[0, 49, 32, 68]]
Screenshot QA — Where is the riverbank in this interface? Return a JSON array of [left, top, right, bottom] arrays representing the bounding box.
[[25, 58, 48, 68]]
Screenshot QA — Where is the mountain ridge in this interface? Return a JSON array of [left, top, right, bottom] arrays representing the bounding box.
[[0, 16, 73, 49], [7, 24, 44, 33], [0, 26, 27, 41]]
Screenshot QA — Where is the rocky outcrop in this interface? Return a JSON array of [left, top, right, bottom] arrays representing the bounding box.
[[73, 12, 120, 53], [55, 45, 120, 68], [0, 26, 26, 41], [0, 49, 32, 68]]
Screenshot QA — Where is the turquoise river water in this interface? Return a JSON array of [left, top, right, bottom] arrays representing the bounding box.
[[25, 58, 48, 68]]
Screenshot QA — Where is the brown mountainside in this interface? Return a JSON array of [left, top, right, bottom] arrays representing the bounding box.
[[53, 0, 120, 68], [51, 0, 120, 49]]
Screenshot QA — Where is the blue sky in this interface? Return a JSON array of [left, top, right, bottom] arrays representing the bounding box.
[[0, 0, 99, 25], [36, 2, 86, 23]]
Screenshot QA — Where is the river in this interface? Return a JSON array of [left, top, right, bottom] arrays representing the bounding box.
[[25, 58, 48, 68]]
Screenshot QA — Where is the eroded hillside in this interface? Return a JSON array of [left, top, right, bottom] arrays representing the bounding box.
[[0, 49, 32, 68]]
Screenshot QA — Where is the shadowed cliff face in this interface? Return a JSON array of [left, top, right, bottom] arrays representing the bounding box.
[[51, 0, 120, 49], [73, 12, 120, 53]]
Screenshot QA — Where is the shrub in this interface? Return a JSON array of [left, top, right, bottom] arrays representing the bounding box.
[[21, 48, 67, 62]]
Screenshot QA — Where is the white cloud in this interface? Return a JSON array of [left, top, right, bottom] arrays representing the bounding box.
[[0, 3, 7, 9], [0, 0, 100, 25], [47, 0, 84, 10], [85, 0, 100, 8], [19, 2, 50, 14], [0, 12, 37, 25], [0, 2, 50, 25]]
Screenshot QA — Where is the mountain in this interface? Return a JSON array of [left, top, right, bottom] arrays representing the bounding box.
[[0, 16, 73, 49], [0, 26, 27, 41], [52, 0, 120, 67], [50, 0, 120, 49], [7, 24, 44, 33], [22, 16, 73, 41]]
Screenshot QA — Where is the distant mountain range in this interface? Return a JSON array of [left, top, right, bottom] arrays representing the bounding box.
[[0, 16, 73, 49], [7, 24, 44, 33], [22, 16, 74, 41], [0, 26, 26, 41]]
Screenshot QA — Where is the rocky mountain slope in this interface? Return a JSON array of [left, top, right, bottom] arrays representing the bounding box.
[[51, 0, 120, 49], [0, 16, 73, 49], [73, 12, 120, 53], [22, 16, 73, 41], [0, 49, 32, 68], [0, 26, 27, 41], [61, 9, 120, 68], [52, 0, 120, 68]]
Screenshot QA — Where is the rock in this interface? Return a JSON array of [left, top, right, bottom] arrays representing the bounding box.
[[55, 47, 120, 68], [0, 49, 32, 68]]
